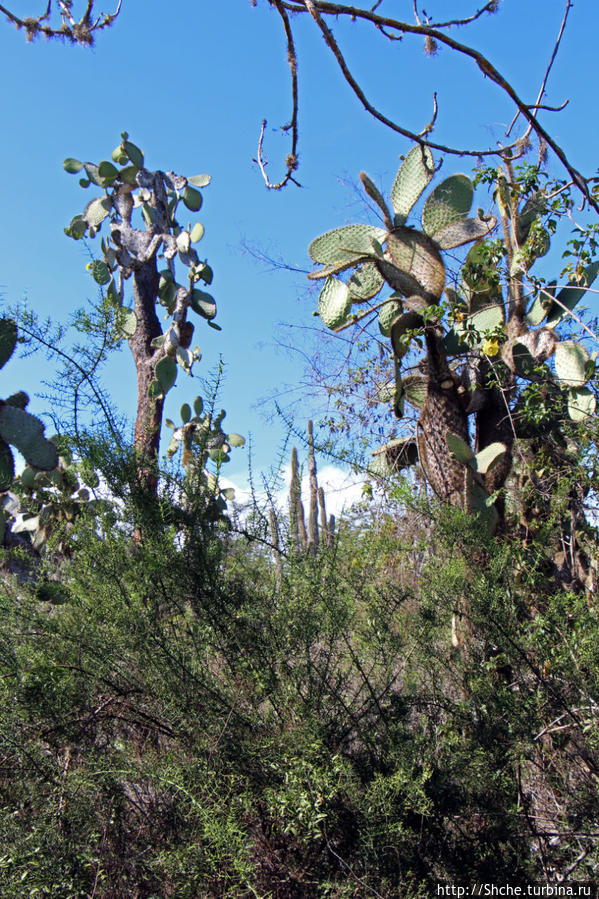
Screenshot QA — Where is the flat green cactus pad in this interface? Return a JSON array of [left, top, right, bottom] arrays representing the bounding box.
[[0, 438, 15, 490], [554, 340, 590, 387], [546, 262, 599, 328], [0, 317, 17, 370], [434, 215, 497, 250], [347, 263, 385, 302], [378, 301, 402, 336], [318, 277, 352, 330], [0, 405, 58, 470], [568, 386, 596, 421], [387, 228, 446, 300], [309, 224, 386, 265], [391, 146, 434, 225], [422, 174, 473, 237]]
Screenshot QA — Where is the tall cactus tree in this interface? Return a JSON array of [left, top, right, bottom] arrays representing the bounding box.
[[309, 146, 598, 533], [64, 133, 218, 491]]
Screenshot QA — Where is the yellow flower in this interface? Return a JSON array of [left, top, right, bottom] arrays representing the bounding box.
[[482, 338, 500, 357]]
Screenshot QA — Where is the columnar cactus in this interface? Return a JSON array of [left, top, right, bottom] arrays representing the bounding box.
[[287, 421, 335, 555]]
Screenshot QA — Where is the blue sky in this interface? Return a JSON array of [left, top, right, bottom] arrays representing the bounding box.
[[1, 0, 597, 485]]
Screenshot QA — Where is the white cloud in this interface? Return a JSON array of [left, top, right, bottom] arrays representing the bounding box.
[[221, 463, 367, 520]]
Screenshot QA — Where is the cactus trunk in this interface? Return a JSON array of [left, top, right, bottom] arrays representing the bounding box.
[[131, 260, 164, 491]]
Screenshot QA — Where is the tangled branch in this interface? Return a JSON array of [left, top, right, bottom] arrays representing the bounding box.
[[257, 0, 596, 213], [0, 0, 121, 44]]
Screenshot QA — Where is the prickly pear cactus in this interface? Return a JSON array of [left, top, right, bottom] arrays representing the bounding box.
[[64, 133, 218, 480], [0, 318, 57, 492], [164, 396, 244, 519], [308, 144, 598, 530]]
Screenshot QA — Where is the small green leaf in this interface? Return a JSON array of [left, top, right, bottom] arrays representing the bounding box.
[[190, 222, 205, 243], [183, 186, 203, 211], [188, 174, 211, 188], [446, 432, 474, 463], [155, 357, 177, 394], [63, 157, 83, 174], [98, 160, 119, 183], [123, 140, 144, 168], [191, 289, 217, 320], [89, 259, 111, 286]]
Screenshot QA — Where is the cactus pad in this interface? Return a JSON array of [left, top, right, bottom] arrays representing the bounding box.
[[0, 438, 14, 490], [309, 224, 386, 265], [434, 215, 497, 250], [422, 174, 473, 237], [347, 263, 385, 302], [402, 373, 428, 410], [318, 277, 352, 330], [568, 387, 596, 421], [359, 171, 391, 224], [516, 191, 547, 243], [386, 228, 446, 300], [391, 146, 434, 225], [0, 405, 58, 470], [378, 300, 402, 336], [0, 317, 17, 370], [473, 442, 507, 474], [390, 311, 424, 358], [554, 340, 590, 387], [446, 432, 474, 464], [546, 262, 599, 328], [191, 290, 217, 320], [155, 356, 177, 394]]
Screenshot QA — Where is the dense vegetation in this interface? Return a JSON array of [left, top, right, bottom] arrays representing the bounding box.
[[1, 4, 599, 895]]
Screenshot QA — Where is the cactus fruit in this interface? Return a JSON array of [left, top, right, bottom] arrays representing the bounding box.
[[421, 174, 473, 237], [318, 277, 352, 330], [391, 145, 434, 225], [308, 224, 387, 265]]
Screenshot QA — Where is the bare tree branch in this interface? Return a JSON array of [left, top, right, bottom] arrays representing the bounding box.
[[0, 0, 121, 44], [261, 1, 596, 211], [255, 0, 301, 190], [506, 0, 573, 137]]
